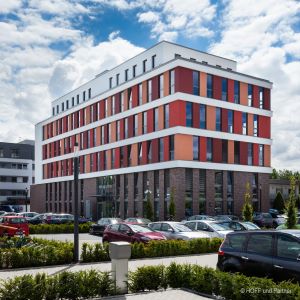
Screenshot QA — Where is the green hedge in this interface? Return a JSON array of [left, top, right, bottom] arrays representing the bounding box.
[[0, 237, 73, 269], [81, 238, 222, 262], [0, 270, 114, 300], [29, 222, 92, 234], [128, 263, 300, 300]]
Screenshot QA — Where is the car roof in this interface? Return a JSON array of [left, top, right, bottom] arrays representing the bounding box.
[[3, 216, 26, 219]]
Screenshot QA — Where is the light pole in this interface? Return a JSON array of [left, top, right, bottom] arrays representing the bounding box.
[[25, 187, 28, 212], [259, 184, 262, 212], [73, 142, 79, 263]]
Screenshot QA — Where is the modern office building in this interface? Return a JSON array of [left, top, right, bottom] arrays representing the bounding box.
[[31, 41, 272, 220], [0, 140, 35, 210]]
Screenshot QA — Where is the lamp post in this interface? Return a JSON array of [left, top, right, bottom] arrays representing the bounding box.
[[73, 142, 79, 263], [25, 187, 28, 212], [259, 184, 262, 212]]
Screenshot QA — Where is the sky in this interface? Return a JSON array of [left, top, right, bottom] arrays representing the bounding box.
[[0, 0, 300, 170]]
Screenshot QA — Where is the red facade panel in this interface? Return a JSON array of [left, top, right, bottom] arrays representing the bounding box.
[[152, 139, 159, 163], [169, 100, 186, 127], [199, 137, 207, 162], [240, 142, 248, 165], [83, 131, 88, 149], [142, 141, 148, 164], [123, 146, 128, 168], [258, 116, 271, 138], [115, 148, 120, 169], [234, 111, 242, 134], [213, 75, 222, 100], [132, 85, 138, 107], [253, 85, 259, 108], [193, 103, 199, 128], [64, 116, 68, 133], [264, 88, 271, 110], [115, 94, 120, 114], [99, 152, 104, 171], [90, 129, 94, 148], [100, 100, 105, 119], [92, 153, 97, 172], [80, 109, 84, 127], [253, 144, 259, 166], [228, 79, 234, 103], [128, 115, 134, 138], [147, 109, 154, 133], [163, 136, 169, 161], [120, 119, 124, 140], [221, 108, 228, 132], [213, 139, 222, 163], [175, 67, 193, 94]]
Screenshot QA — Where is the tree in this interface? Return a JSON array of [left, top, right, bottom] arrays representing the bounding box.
[[168, 187, 176, 221], [271, 168, 278, 179], [242, 182, 253, 222], [145, 191, 153, 221], [273, 191, 285, 213], [296, 195, 300, 210], [285, 176, 297, 229]]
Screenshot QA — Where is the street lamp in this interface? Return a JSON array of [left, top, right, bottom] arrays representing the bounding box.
[[25, 187, 28, 212], [73, 142, 79, 263], [259, 184, 262, 212]]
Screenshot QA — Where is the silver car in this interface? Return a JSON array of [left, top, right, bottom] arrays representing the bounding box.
[[184, 220, 233, 238], [148, 221, 210, 240]]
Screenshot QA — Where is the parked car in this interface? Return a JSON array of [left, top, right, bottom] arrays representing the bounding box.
[[124, 218, 151, 225], [276, 218, 300, 230], [18, 212, 39, 219], [217, 230, 300, 283], [217, 221, 260, 231], [148, 221, 210, 240], [103, 223, 166, 243], [182, 215, 215, 222], [28, 214, 45, 225], [183, 220, 233, 238], [55, 214, 74, 224], [0, 211, 6, 216], [213, 215, 239, 221], [252, 212, 273, 228], [3, 212, 18, 216], [0, 216, 29, 237], [89, 218, 122, 235], [0, 205, 15, 212]]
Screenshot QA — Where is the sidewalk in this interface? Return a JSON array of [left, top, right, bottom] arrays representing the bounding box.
[[0, 253, 218, 280]]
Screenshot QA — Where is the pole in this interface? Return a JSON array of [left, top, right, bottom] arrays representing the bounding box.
[[260, 184, 262, 212], [74, 143, 79, 263], [25, 189, 28, 212]]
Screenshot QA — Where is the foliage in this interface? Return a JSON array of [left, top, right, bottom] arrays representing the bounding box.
[[296, 195, 300, 209], [29, 222, 92, 234], [273, 191, 285, 213], [81, 238, 222, 262], [168, 187, 176, 220], [128, 263, 300, 299], [242, 182, 254, 222], [0, 270, 114, 300], [286, 176, 298, 229], [145, 191, 154, 221], [271, 168, 300, 181]]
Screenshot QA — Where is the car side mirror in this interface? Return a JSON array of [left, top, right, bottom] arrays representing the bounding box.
[[126, 230, 134, 236]]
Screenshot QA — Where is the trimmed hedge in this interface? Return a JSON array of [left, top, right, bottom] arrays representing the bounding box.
[[0, 237, 73, 269], [0, 270, 114, 300], [29, 222, 92, 234], [81, 238, 222, 262], [128, 263, 300, 300]]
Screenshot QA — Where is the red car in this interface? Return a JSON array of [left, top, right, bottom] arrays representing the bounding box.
[[0, 216, 29, 237], [103, 223, 166, 243]]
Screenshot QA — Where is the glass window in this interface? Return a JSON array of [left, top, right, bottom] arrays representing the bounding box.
[[138, 143, 142, 164], [228, 110, 233, 133], [112, 96, 115, 115], [185, 169, 193, 218], [138, 83, 143, 106], [134, 114, 138, 137], [242, 112, 247, 135], [193, 71, 199, 95], [186, 102, 193, 127], [61, 102, 64, 111], [222, 140, 228, 163], [248, 84, 253, 106], [147, 80, 152, 102], [247, 234, 273, 256], [83, 91, 86, 101], [143, 112, 147, 134], [259, 87, 264, 108], [215, 171, 223, 214], [128, 88, 132, 109], [109, 77, 112, 88], [199, 169, 206, 214], [159, 74, 164, 98], [248, 143, 253, 165], [170, 70, 175, 94], [234, 81, 240, 104], [132, 65, 136, 77], [143, 59, 147, 72], [147, 140, 152, 163], [116, 74, 119, 85], [120, 92, 124, 112], [193, 136, 199, 160], [234, 141, 240, 164], [207, 74, 213, 98], [227, 171, 234, 214], [259, 144, 264, 166], [277, 234, 300, 260], [253, 114, 258, 137], [169, 135, 174, 160], [206, 138, 212, 161], [117, 121, 120, 141], [77, 94, 79, 104], [200, 104, 206, 129], [152, 55, 156, 68], [154, 108, 159, 131], [222, 78, 227, 101], [124, 118, 128, 139], [164, 104, 169, 129], [216, 107, 221, 131], [228, 234, 247, 251], [125, 69, 128, 81], [159, 138, 164, 162]]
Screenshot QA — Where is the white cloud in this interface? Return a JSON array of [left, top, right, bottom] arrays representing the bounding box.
[[138, 11, 160, 23], [0, 0, 22, 13]]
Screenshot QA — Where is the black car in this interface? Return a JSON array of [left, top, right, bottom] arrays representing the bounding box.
[[89, 218, 122, 235], [28, 214, 44, 225], [252, 212, 273, 228], [217, 230, 300, 283]]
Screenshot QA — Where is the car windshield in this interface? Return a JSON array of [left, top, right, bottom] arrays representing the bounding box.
[[217, 222, 231, 229], [139, 218, 151, 223], [130, 225, 153, 233], [242, 222, 259, 229], [111, 219, 122, 224], [210, 223, 229, 231], [173, 224, 192, 232], [9, 218, 27, 224]]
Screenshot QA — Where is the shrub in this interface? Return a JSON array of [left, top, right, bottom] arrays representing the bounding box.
[[29, 222, 92, 234], [286, 176, 298, 229], [242, 182, 254, 222], [273, 191, 285, 213]]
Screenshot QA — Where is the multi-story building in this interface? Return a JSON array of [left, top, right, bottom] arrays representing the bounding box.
[[0, 140, 35, 210], [31, 41, 272, 220]]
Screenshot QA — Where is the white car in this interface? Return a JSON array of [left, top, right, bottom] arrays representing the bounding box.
[[18, 212, 39, 219], [184, 220, 233, 238]]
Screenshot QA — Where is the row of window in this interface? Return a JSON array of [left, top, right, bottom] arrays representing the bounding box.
[[0, 162, 29, 170], [0, 176, 28, 183]]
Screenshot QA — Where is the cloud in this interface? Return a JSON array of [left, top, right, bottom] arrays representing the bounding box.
[[0, 0, 22, 14]]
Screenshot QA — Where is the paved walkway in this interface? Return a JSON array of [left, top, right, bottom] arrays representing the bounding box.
[[0, 253, 218, 280]]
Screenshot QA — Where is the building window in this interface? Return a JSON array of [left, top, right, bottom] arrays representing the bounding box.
[[259, 144, 264, 166], [147, 140, 152, 163], [143, 112, 147, 134], [117, 120, 120, 141], [132, 65, 136, 77], [206, 138, 212, 161], [101, 126, 105, 145], [159, 138, 164, 162], [259, 87, 264, 108], [200, 104, 206, 129], [109, 77, 112, 88], [77, 94, 79, 104], [138, 83, 143, 105], [124, 118, 128, 139], [164, 104, 169, 129], [52, 107, 55, 116], [207, 74, 213, 98], [72, 97, 74, 106], [116, 73, 119, 85], [215, 171, 223, 214], [248, 84, 253, 106], [105, 99, 108, 117], [169, 135, 174, 160], [112, 95, 115, 115], [83, 91, 86, 101], [216, 107, 221, 131], [222, 78, 227, 101], [170, 69, 175, 94], [66, 100, 69, 109], [242, 112, 247, 135], [128, 88, 132, 109], [234, 141, 240, 164], [234, 81, 240, 104], [143, 59, 147, 72], [193, 136, 199, 160], [193, 71, 199, 95], [134, 114, 138, 136], [11, 149, 19, 158], [88, 88, 91, 99], [120, 92, 124, 112], [186, 102, 193, 127], [125, 69, 128, 82], [222, 140, 228, 163], [199, 169, 206, 214], [152, 54, 156, 68], [56, 105, 59, 114], [154, 108, 159, 131], [159, 74, 164, 98], [248, 143, 253, 165], [227, 171, 234, 214], [228, 110, 233, 133], [185, 169, 193, 218], [253, 114, 258, 136], [138, 143, 142, 165], [147, 80, 152, 102], [61, 102, 64, 111]]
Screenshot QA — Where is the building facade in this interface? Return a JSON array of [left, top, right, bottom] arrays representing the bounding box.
[[31, 41, 272, 220], [0, 140, 35, 210]]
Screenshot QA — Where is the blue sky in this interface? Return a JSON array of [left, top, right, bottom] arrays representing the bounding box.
[[0, 0, 300, 169]]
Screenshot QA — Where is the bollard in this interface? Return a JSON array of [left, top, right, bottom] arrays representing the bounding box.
[[109, 241, 131, 294]]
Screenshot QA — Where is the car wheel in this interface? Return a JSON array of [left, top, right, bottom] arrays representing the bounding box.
[[89, 227, 94, 235], [225, 266, 238, 273]]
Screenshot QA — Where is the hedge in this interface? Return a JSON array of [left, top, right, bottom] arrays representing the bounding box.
[[29, 222, 92, 234], [81, 238, 222, 262], [0, 237, 73, 269], [0, 270, 114, 300], [128, 263, 300, 300]]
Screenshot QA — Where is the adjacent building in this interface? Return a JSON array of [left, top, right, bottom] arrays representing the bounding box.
[[31, 41, 272, 220], [0, 140, 35, 210]]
